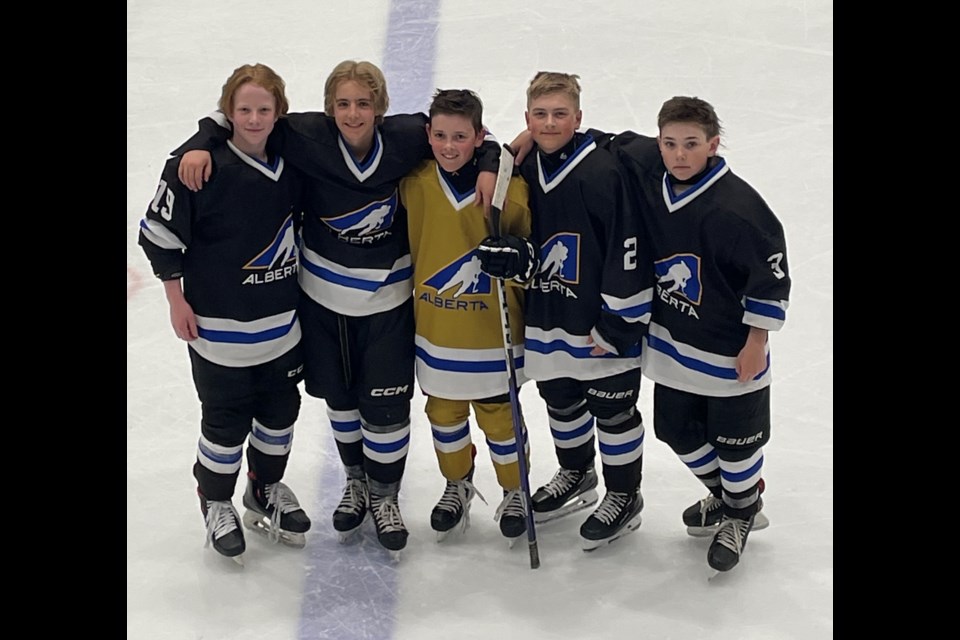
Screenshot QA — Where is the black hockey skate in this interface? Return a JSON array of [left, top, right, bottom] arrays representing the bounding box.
[[431, 467, 486, 541], [494, 489, 527, 545], [200, 495, 246, 565], [531, 466, 599, 524], [333, 474, 369, 543], [242, 474, 311, 548], [370, 493, 408, 560], [707, 513, 757, 572], [580, 489, 643, 551], [683, 480, 769, 537]]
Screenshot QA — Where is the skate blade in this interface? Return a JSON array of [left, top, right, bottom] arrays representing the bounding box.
[[242, 511, 306, 548], [687, 511, 770, 538], [434, 514, 471, 543], [231, 554, 245, 567], [533, 490, 599, 524], [581, 513, 642, 552]]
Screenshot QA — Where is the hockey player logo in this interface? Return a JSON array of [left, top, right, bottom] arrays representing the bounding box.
[[654, 254, 702, 304], [424, 252, 492, 299], [538, 233, 580, 283], [242, 214, 299, 285], [325, 191, 399, 239]]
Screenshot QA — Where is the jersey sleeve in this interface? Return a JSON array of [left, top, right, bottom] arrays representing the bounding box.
[[137, 157, 196, 280], [728, 209, 791, 331], [169, 112, 232, 156], [589, 161, 653, 355]]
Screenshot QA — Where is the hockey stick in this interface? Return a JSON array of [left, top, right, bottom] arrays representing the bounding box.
[[487, 144, 540, 570]]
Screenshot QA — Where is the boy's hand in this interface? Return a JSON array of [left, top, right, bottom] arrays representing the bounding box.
[[474, 170, 495, 217], [178, 150, 213, 192], [509, 130, 534, 165], [477, 235, 538, 281]]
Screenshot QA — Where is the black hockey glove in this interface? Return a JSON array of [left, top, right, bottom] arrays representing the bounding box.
[[477, 234, 539, 281]]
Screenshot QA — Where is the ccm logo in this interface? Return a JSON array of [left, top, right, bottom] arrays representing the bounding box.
[[371, 385, 410, 397], [287, 365, 304, 378]]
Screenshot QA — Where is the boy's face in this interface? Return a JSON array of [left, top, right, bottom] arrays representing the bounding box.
[[426, 113, 482, 173], [657, 122, 719, 181], [525, 93, 581, 154], [227, 82, 278, 154], [333, 79, 377, 154]]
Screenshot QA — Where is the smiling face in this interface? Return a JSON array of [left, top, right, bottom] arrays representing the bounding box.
[[333, 79, 377, 158], [426, 113, 483, 173], [657, 121, 719, 181], [525, 92, 582, 155], [226, 82, 278, 157]]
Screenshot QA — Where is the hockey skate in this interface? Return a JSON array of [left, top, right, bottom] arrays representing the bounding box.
[[201, 497, 246, 566], [333, 473, 369, 543], [531, 466, 599, 524], [707, 513, 757, 572], [684, 481, 769, 537], [241, 475, 311, 548], [580, 489, 643, 552], [370, 493, 408, 561], [431, 468, 487, 542], [494, 489, 527, 546]]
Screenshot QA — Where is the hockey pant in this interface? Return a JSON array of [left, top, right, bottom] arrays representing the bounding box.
[[536, 369, 645, 493], [189, 346, 303, 501], [426, 394, 530, 491], [653, 383, 770, 518], [300, 298, 415, 497]]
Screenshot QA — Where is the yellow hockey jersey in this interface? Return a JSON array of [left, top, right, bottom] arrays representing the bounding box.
[[402, 160, 532, 400]]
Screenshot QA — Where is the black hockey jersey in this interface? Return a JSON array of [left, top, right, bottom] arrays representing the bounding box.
[[172, 112, 501, 317], [601, 131, 791, 397], [138, 141, 304, 368], [518, 132, 653, 382]]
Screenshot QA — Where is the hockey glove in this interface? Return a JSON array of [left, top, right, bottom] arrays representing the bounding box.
[[477, 235, 539, 282]]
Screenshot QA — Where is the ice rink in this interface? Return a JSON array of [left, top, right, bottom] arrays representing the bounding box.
[[126, 1, 833, 638]]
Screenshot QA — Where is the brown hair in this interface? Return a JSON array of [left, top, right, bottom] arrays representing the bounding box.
[[657, 96, 723, 139], [428, 89, 484, 132]]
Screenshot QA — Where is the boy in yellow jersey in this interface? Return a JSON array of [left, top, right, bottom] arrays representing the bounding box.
[[401, 89, 534, 544]]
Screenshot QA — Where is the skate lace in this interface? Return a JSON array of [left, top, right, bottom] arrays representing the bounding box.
[[540, 468, 583, 498], [204, 500, 240, 548], [264, 482, 302, 544], [436, 479, 487, 514], [591, 491, 630, 525], [336, 478, 368, 515], [493, 489, 526, 522], [371, 495, 405, 533], [698, 494, 723, 523], [715, 516, 751, 556]]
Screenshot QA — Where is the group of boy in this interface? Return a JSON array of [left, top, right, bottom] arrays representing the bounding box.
[[138, 59, 790, 575]]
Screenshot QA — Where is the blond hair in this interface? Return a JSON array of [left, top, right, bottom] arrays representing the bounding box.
[[324, 60, 389, 123], [526, 71, 581, 110]]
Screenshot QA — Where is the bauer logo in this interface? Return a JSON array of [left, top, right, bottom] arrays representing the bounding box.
[[325, 191, 399, 237], [654, 253, 702, 305], [244, 214, 298, 272], [424, 251, 492, 298], [538, 233, 580, 283]]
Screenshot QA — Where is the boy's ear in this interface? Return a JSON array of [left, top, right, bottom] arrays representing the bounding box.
[[708, 135, 720, 155], [524, 111, 531, 128], [574, 109, 583, 129], [425, 123, 431, 137]]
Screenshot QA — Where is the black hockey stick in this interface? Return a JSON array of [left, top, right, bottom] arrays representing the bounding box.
[[487, 144, 540, 569]]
